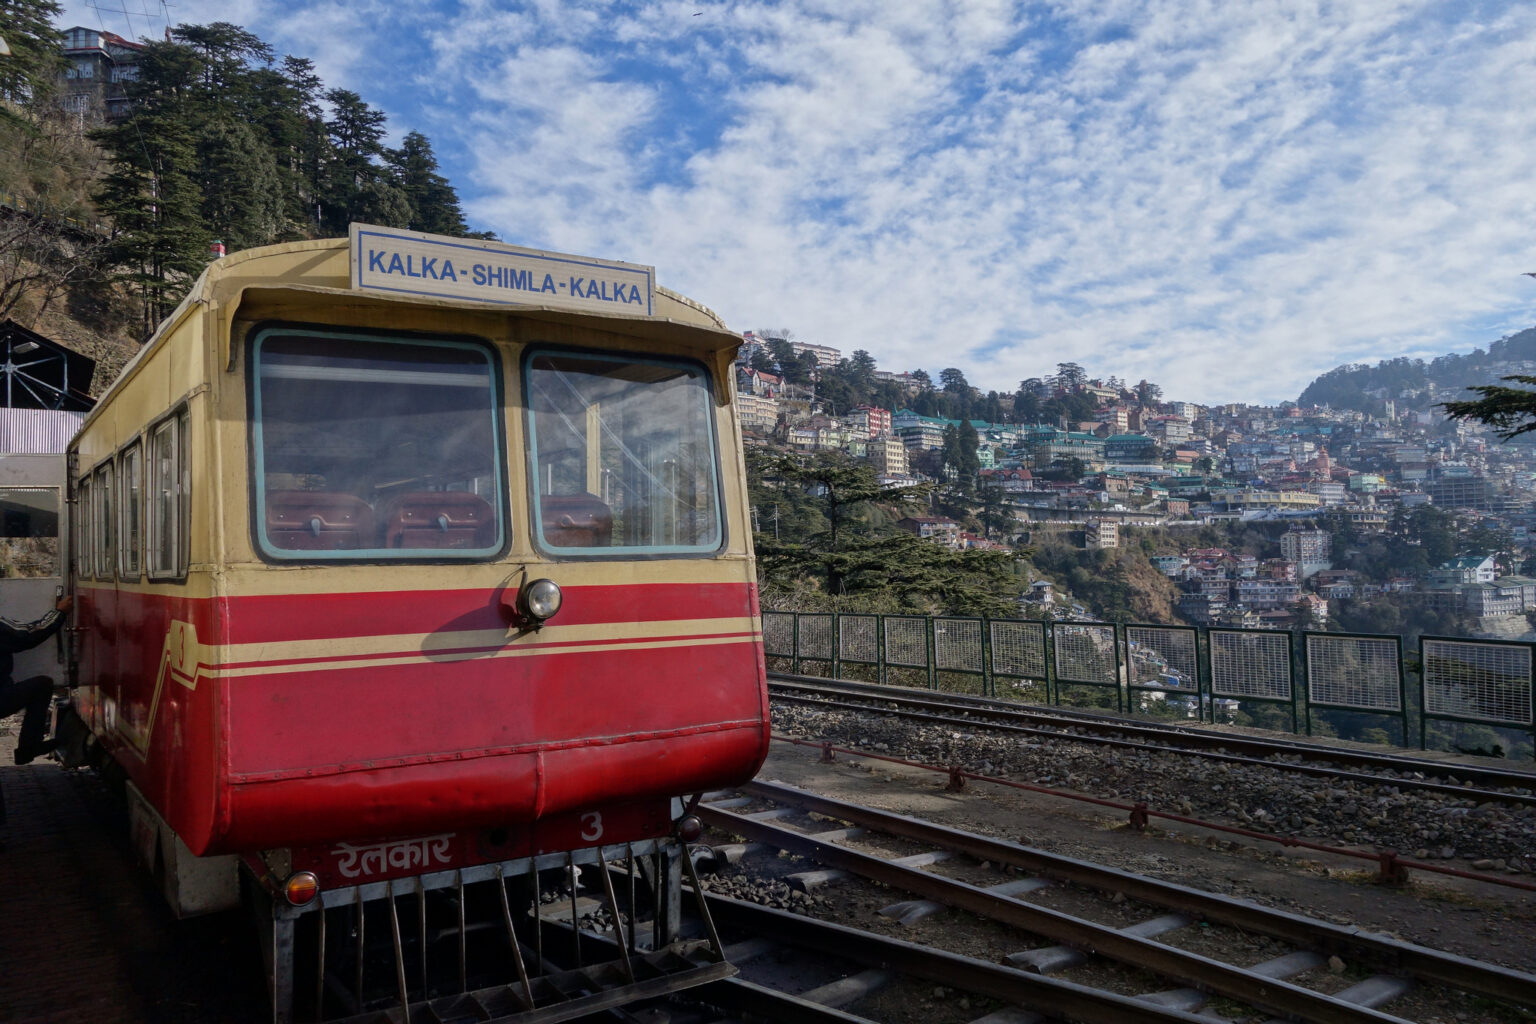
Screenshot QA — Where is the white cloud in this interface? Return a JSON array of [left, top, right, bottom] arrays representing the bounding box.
[[53, 0, 1536, 404]]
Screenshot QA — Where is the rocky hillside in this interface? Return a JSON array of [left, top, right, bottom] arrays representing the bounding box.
[[1029, 540, 1185, 624], [4, 245, 140, 398]]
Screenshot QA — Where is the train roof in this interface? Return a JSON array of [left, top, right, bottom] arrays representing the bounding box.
[[89, 235, 739, 430]]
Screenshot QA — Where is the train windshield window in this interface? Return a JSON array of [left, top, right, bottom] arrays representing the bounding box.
[[252, 329, 504, 560], [525, 350, 722, 555]]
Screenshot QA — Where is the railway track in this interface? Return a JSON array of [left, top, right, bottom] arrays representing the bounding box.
[[769, 674, 1536, 806], [677, 780, 1536, 1024]]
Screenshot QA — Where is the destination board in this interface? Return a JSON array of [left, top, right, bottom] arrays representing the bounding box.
[[349, 224, 655, 316]]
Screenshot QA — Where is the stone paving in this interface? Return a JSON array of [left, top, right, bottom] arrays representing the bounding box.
[[0, 720, 267, 1024]]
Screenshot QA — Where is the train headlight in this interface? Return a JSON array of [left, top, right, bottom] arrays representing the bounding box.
[[283, 871, 320, 906], [520, 578, 563, 625]]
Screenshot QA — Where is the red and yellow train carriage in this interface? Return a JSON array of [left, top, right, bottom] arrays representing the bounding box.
[[60, 226, 768, 1021]]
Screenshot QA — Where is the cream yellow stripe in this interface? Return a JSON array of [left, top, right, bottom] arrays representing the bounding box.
[[214, 632, 761, 679], [212, 616, 760, 666]]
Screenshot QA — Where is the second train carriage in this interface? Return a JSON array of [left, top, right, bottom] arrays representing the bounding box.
[[59, 226, 769, 1020]]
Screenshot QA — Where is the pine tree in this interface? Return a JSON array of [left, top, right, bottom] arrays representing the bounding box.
[[956, 418, 981, 493], [83, 18, 482, 308], [275, 56, 328, 232], [1441, 376, 1536, 440], [91, 41, 210, 331], [388, 131, 468, 235], [941, 423, 961, 483], [173, 22, 273, 115], [975, 480, 1014, 540], [0, 0, 65, 124], [322, 89, 410, 231], [752, 451, 1021, 615], [198, 120, 284, 251]]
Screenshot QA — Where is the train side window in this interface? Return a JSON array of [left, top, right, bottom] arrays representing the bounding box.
[[92, 462, 114, 580], [148, 413, 187, 579], [524, 350, 723, 555], [119, 441, 142, 579], [250, 328, 504, 561], [75, 473, 92, 578]]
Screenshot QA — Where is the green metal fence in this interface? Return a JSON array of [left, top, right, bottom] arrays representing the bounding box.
[[761, 610, 1536, 759]]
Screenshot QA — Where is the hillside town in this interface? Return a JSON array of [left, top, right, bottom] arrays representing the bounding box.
[[734, 332, 1536, 637]]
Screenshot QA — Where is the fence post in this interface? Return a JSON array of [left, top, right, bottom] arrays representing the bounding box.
[[832, 613, 842, 681], [982, 617, 994, 698], [1298, 630, 1312, 738], [1415, 639, 1427, 752], [792, 613, 801, 676], [1196, 626, 1210, 724], [1045, 622, 1057, 706], [1118, 620, 1130, 718], [926, 617, 937, 691], [877, 615, 887, 686]]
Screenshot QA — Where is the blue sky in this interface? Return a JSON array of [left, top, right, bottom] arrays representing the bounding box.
[[57, 0, 1536, 405]]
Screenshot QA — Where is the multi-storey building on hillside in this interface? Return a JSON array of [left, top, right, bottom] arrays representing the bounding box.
[[789, 341, 841, 368], [1279, 527, 1331, 566], [1423, 475, 1497, 510], [736, 393, 780, 435], [867, 437, 909, 476], [1104, 433, 1158, 464], [898, 420, 945, 451], [56, 27, 144, 124], [848, 405, 892, 438]]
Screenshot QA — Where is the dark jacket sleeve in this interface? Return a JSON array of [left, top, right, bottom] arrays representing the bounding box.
[[0, 607, 65, 656]]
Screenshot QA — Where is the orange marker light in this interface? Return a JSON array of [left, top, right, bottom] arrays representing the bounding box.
[[284, 871, 320, 906]]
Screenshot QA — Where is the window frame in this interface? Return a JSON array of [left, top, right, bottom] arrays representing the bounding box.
[[246, 322, 509, 565], [118, 438, 143, 580], [146, 406, 190, 582], [522, 345, 727, 560], [75, 472, 92, 579], [92, 461, 114, 581]]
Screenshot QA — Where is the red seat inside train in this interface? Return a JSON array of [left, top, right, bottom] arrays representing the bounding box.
[[265, 490, 376, 550], [381, 491, 496, 549], [539, 493, 613, 547]]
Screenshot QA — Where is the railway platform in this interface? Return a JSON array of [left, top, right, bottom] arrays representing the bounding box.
[[0, 725, 266, 1024]]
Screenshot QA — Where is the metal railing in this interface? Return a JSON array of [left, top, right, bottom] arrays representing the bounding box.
[[0, 190, 110, 237], [761, 610, 1536, 760]]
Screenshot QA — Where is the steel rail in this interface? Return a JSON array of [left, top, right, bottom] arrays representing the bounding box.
[[733, 779, 1536, 1009], [770, 674, 1536, 802], [693, 975, 889, 1024], [772, 689, 1536, 811], [771, 734, 1536, 893], [699, 796, 1515, 1023], [697, 893, 1216, 1024]]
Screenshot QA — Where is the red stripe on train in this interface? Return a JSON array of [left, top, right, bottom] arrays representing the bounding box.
[[223, 582, 756, 642]]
